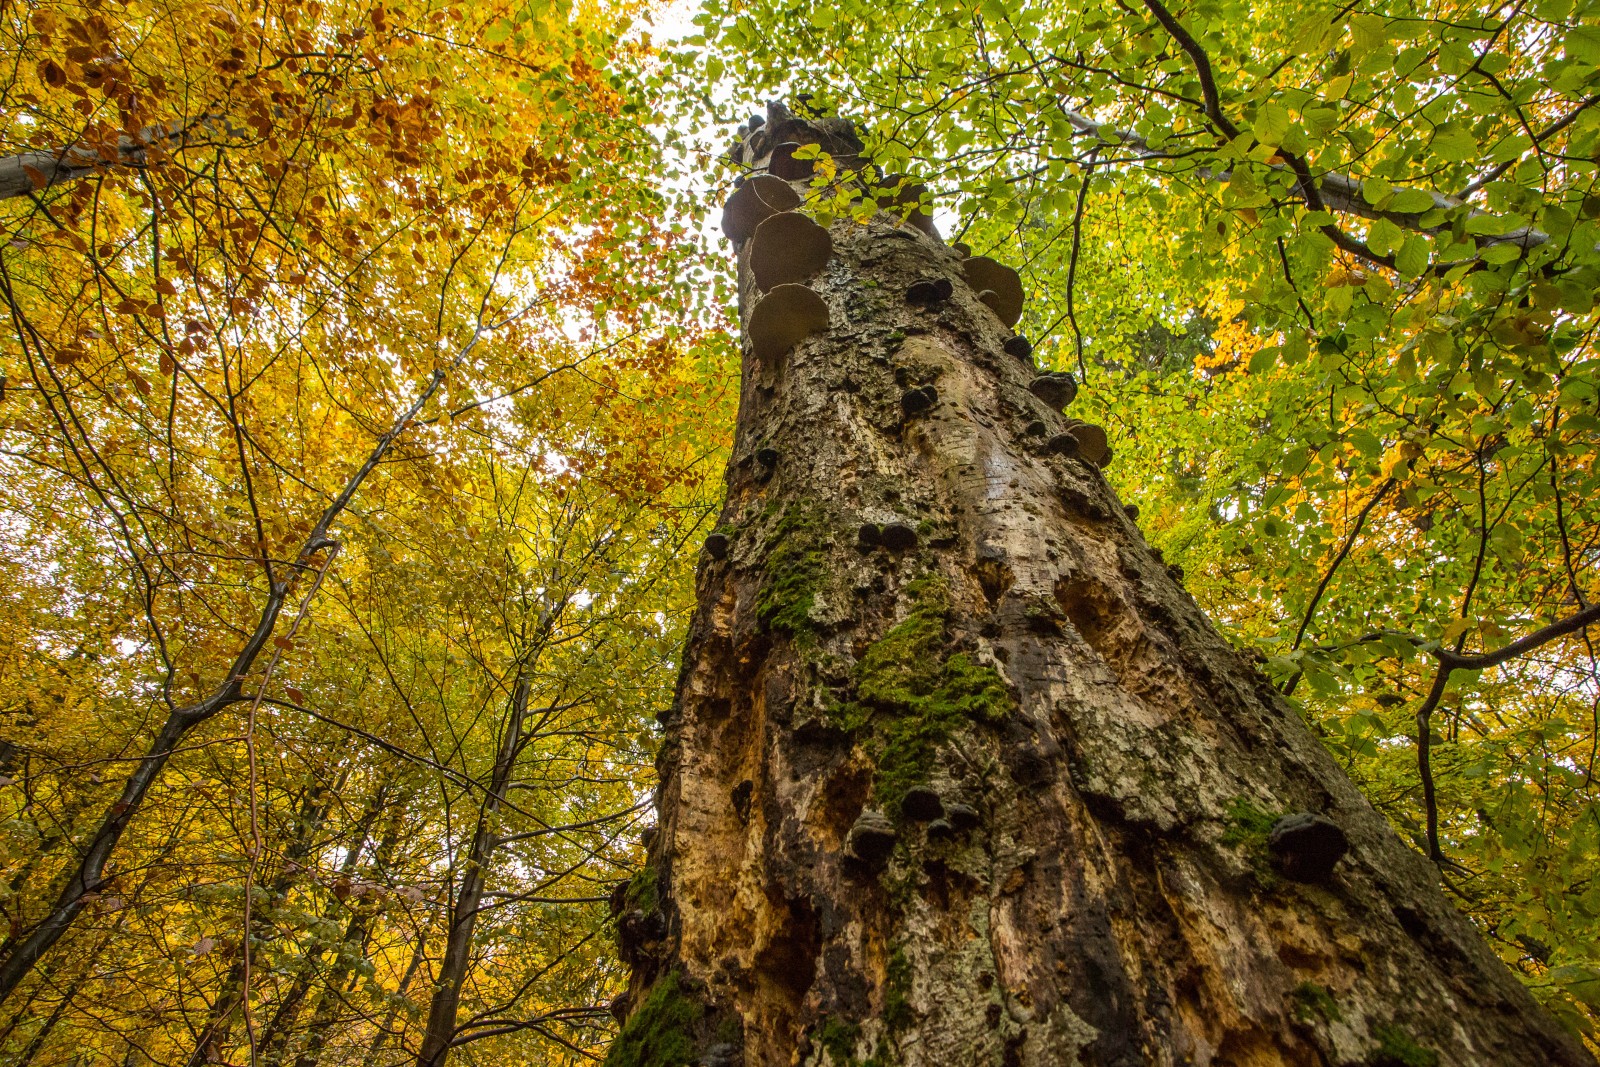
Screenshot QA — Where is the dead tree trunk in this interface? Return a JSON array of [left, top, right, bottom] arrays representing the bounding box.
[[606, 103, 1596, 1067]]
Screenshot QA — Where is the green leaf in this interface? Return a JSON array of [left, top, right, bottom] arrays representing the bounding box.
[[1433, 127, 1479, 163], [1395, 234, 1431, 276], [1387, 188, 1437, 214], [1367, 218, 1403, 257], [1253, 104, 1290, 148]]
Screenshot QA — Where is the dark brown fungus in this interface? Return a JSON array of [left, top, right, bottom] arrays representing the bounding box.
[[1045, 432, 1080, 457], [1028, 371, 1078, 411], [905, 277, 953, 305], [857, 523, 881, 550], [962, 256, 1024, 327], [900, 786, 945, 821], [945, 802, 981, 831], [1003, 335, 1033, 362], [952, 241, 972, 258], [1063, 420, 1109, 465], [704, 532, 730, 560], [1268, 813, 1349, 883], [722, 174, 802, 244], [748, 283, 829, 364], [750, 211, 833, 291], [1124, 504, 1140, 521], [879, 522, 919, 551], [769, 140, 814, 181], [846, 810, 897, 867], [900, 385, 938, 417]]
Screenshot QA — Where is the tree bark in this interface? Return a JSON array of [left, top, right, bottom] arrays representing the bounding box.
[[608, 105, 1596, 1067]]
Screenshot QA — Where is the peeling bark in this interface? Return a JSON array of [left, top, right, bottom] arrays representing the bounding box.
[[611, 106, 1596, 1067]]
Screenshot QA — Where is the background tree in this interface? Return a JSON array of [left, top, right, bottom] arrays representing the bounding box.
[[0, 0, 735, 1060]]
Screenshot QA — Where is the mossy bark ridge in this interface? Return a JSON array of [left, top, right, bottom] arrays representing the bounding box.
[[609, 102, 1596, 1067]]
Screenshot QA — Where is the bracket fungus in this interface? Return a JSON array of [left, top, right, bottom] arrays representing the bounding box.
[[1003, 335, 1033, 363], [900, 786, 945, 821], [879, 522, 919, 551], [1045, 432, 1080, 457], [945, 802, 981, 831], [748, 283, 829, 364], [1062, 419, 1109, 465], [1268, 813, 1350, 883], [846, 810, 898, 867], [905, 277, 953, 305], [750, 211, 833, 291], [769, 141, 813, 181], [1028, 371, 1078, 411], [962, 256, 1024, 328], [704, 532, 730, 560], [722, 174, 802, 245]]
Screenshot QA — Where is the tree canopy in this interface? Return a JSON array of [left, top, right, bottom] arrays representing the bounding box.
[[2, 0, 1599, 1059]]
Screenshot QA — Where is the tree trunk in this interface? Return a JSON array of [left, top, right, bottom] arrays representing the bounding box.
[[607, 104, 1596, 1067], [413, 676, 531, 1067], [188, 776, 349, 1067]]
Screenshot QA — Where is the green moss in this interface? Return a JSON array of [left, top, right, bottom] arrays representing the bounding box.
[[1371, 1025, 1439, 1067], [604, 970, 702, 1067], [1290, 981, 1341, 1023], [1221, 797, 1278, 848], [838, 577, 1013, 810], [623, 866, 658, 915], [1221, 796, 1282, 887], [756, 505, 828, 640], [882, 948, 913, 1033], [857, 579, 1004, 806], [814, 1016, 861, 1062]]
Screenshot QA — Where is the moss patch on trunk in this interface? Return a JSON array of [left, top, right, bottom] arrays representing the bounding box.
[[835, 576, 1013, 809], [604, 970, 703, 1067], [756, 504, 828, 640]]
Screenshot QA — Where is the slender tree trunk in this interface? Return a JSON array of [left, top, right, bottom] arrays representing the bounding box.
[[258, 787, 400, 1065], [608, 104, 1596, 1067], [362, 940, 427, 1067], [188, 778, 348, 1067], [413, 677, 531, 1067]]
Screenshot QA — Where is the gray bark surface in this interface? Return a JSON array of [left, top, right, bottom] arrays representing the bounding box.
[[611, 108, 1596, 1067]]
